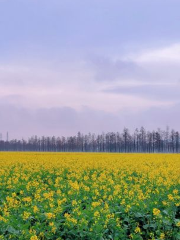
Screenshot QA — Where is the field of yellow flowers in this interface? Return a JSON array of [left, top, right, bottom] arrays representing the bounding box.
[[0, 152, 180, 240]]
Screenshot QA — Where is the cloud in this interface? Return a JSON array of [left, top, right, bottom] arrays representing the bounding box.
[[1, 0, 180, 138], [86, 43, 180, 84], [105, 83, 180, 101], [1, 45, 180, 140], [128, 103, 180, 131], [1, 60, 166, 113], [0, 94, 25, 105], [0, 103, 180, 140], [134, 43, 180, 63], [0, 104, 123, 139], [87, 55, 141, 81], [125, 43, 180, 82]]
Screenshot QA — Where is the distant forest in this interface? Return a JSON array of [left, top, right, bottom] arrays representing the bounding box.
[[0, 127, 180, 153]]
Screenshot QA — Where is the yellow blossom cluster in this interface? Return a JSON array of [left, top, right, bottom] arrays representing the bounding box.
[[0, 152, 179, 239]]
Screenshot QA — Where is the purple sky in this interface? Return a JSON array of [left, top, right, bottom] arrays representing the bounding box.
[[0, 0, 180, 139]]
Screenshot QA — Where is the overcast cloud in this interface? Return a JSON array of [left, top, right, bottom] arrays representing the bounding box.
[[0, 0, 180, 139]]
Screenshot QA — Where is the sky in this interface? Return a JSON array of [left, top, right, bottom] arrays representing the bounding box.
[[0, 0, 180, 139]]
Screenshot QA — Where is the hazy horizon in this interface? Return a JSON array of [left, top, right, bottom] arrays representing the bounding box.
[[1, 0, 180, 139]]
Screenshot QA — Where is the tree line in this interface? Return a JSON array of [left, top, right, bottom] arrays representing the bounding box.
[[0, 127, 180, 153]]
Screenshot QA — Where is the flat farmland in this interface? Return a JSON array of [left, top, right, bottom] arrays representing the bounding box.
[[0, 153, 180, 240]]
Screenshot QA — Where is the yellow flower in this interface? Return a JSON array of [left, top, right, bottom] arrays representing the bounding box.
[[160, 233, 165, 239], [92, 201, 101, 208], [12, 192, 16, 197], [135, 226, 141, 233], [94, 211, 100, 218], [1, 152, 180, 239], [49, 222, 54, 226], [23, 197, 32, 203], [23, 211, 31, 220], [64, 213, 71, 218], [52, 226, 56, 233], [72, 200, 77, 206], [0, 216, 7, 223], [153, 208, 160, 216], [176, 221, 180, 227], [162, 201, 167, 206], [46, 212, 55, 219], [33, 206, 39, 213], [173, 189, 178, 195], [39, 232, 44, 238], [168, 194, 174, 201], [84, 176, 89, 181], [30, 236, 38, 240]]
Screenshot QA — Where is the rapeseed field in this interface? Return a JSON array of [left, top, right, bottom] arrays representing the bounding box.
[[0, 152, 180, 240]]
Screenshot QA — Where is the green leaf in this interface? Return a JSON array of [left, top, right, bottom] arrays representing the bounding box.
[[175, 233, 180, 240], [6, 226, 20, 235], [135, 212, 143, 218]]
